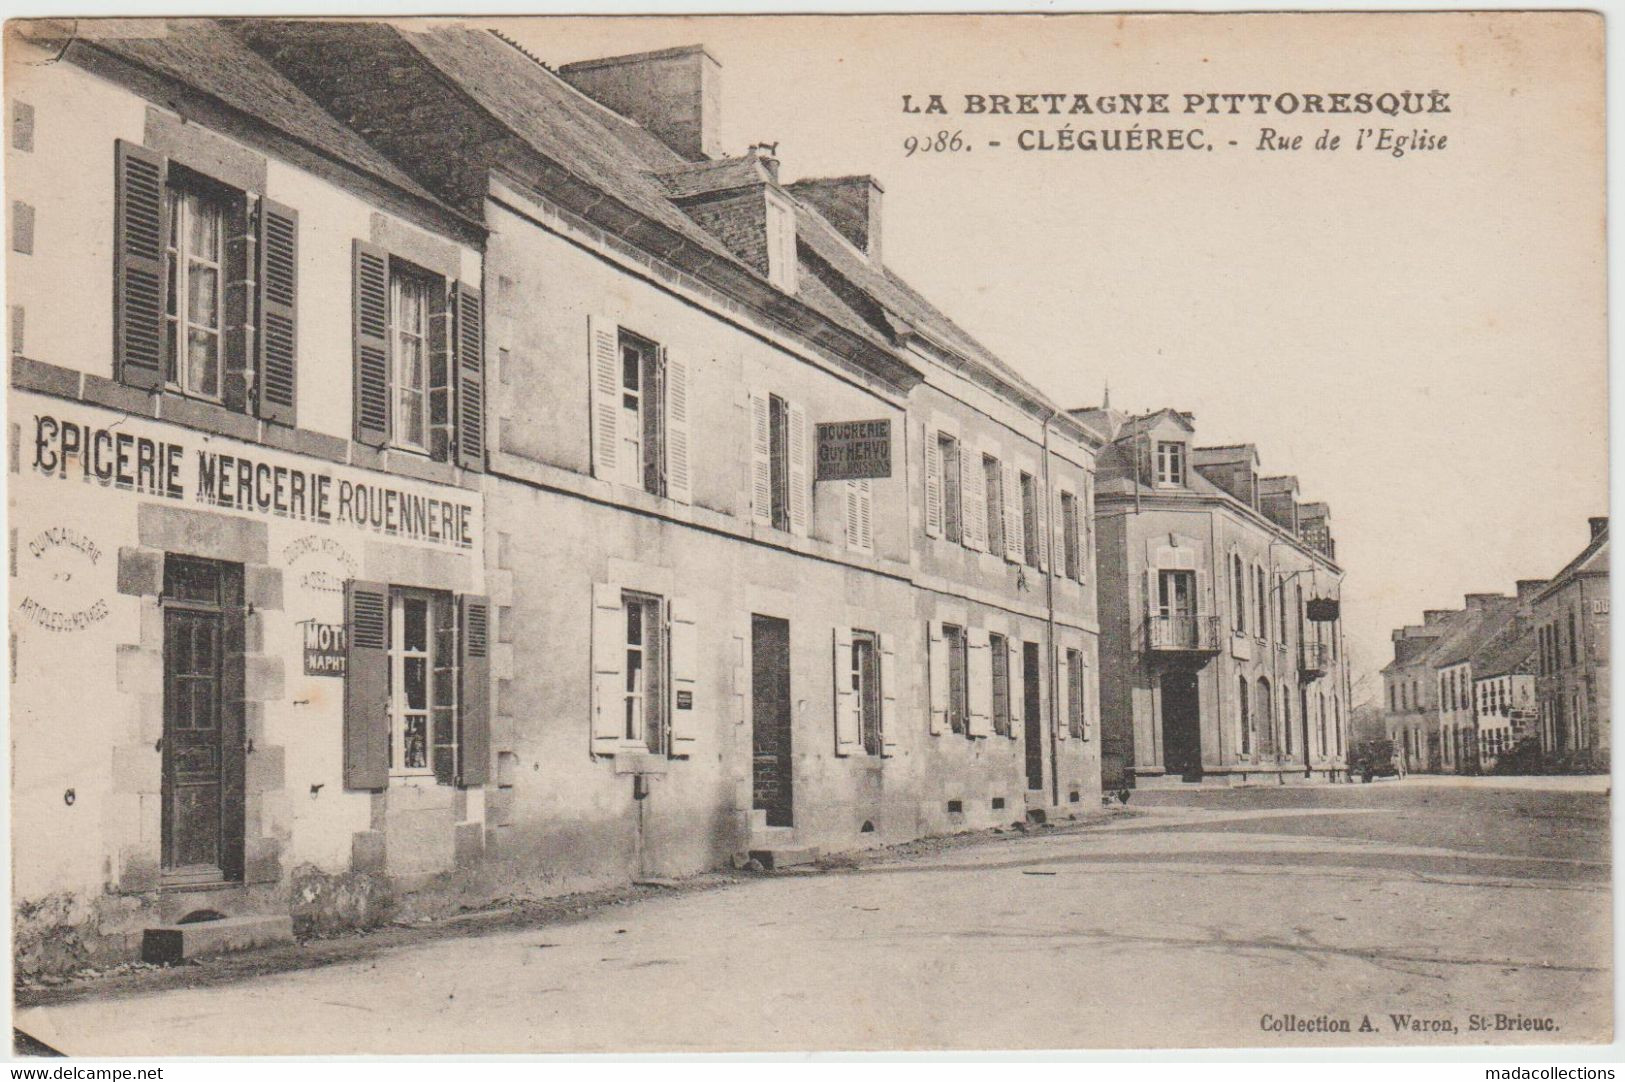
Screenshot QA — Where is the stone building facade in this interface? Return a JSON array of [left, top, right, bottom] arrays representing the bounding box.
[[9, 18, 1108, 973], [1533, 518, 1610, 763], [1079, 407, 1351, 788], [8, 22, 491, 974]]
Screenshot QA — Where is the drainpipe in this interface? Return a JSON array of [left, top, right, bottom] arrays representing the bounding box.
[[1042, 409, 1061, 808], [1267, 540, 1284, 782]]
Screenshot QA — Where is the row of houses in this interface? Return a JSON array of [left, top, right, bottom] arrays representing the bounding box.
[[1378, 517, 1609, 774], [6, 19, 1349, 974]]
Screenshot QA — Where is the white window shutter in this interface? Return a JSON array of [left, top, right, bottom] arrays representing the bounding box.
[[1007, 636, 1023, 739], [879, 635, 898, 756], [788, 401, 809, 536], [589, 315, 619, 481], [1082, 474, 1094, 580], [590, 582, 625, 754], [1082, 653, 1094, 742], [1035, 478, 1050, 572], [967, 628, 992, 737], [749, 393, 771, 526], [923, 429, 943, 538], [669, 596, 699, 751], [833, 628, 859, 756], [927, 621, 948, 735], [962, 448, 986, 552], [1056, 650, 1070, 740], [1002, 460, 1021, 562], [845, 479, 873, 552], [664, 349, 692, 505]]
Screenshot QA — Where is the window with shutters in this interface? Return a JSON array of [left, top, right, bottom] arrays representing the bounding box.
[[765, 194, 798, 293], [1155, 441, 1186, 486], [619, 331, 666, 495], [623, 591, 668, 755], [983, 455, 1005, 556], [845, 479, 873, 552], [1020, 472, 1038, 566], [944, 622, 968, 734], [990, 631, 1011, 737], [939, 434, 963, 544], [1060, 491, 1080, 581], [163, 182, 227, 402], [852, 629, 882, 756], [116, 144, 299, 425], [1066, 647, 1085, 739], [388, 588, 453, 781]]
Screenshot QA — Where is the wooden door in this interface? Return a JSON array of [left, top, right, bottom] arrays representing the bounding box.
[[751, 615, 793, 827]]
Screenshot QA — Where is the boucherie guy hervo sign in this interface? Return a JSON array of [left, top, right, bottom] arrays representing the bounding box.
[[28, 411, 476, 550], [816, 419, 892, 481]]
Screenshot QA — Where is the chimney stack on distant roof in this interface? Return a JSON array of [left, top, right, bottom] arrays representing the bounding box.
[[1590, 516, 1609, 541], [559, 44, 723, 162], [786, 175, 884, 264]]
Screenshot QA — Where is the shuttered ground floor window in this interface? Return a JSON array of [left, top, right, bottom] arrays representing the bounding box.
[[852, 630, 881, 755], [1066, 647, 1086, 739], [623, 591, 668, 755], [344, 581, 489, 790], [989, 632, 1011, 737]]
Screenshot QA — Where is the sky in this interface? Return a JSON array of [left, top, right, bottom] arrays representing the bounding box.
[[494, 12, 1607, 698]]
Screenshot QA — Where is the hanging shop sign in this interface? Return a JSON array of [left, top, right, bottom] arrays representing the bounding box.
[[1306, 597, 1341, 622], [815, 419, 892, 481]]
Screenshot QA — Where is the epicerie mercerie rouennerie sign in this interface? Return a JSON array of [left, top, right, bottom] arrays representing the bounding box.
[[26, 409, 477, 550], [815, 419, 892, 481]]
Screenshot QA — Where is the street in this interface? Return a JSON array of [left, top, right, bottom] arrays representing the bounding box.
[[16, 777, 1611, 1054]]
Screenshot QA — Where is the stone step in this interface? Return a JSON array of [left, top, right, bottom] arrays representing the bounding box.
[[747, 846, 820, 870], [141, 914, 294, 965]]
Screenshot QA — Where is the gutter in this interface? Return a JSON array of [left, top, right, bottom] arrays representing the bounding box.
[[1042, 408, 1062, 807]]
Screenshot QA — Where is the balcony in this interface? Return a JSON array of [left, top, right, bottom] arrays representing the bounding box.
[[1299, 641, 1331, 680], [1146, 614, 1221, 660]]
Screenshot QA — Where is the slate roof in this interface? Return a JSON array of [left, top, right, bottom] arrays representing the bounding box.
[[1540, 532, 1609, 599], [1432, 599, 1518, 669], [236, 20, 1081, 426], [1472, 621, 1536, 680], [75, 19, 451, 214]]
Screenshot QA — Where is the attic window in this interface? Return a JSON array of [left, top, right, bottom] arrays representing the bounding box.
[[1155, 441, 1186, 486], [765, 193, 797, 292]]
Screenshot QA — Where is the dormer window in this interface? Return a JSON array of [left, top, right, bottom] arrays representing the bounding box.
[[1155, 441, 1186, 486], [765, 192, 797, 292]]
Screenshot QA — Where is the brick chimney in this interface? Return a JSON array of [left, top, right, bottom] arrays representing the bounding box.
[[786, 175, 884, 264], [1590, 516, 1609, 541], [1423, 609, 1456, 626], [1516, 579, 1549, 602], [559, 45, 722, 162], [1464, 592, 1506, 610]]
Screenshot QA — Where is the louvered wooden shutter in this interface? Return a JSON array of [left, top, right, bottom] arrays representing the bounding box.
[[927, 621, 947, 735], [923, 429, 943, 538], [833, 628, 859, 756], [455, 281, 484, 471], [879, 635, 898, 756], [966, 628, 992, 736], [1057, 485, 1071, 578], [749, 393, 772, 526], [1035, 478, 1050, 572], [1081, 652, 1094, 742], [256, 199, 298, 426], [1056, 649, 1070, 741], [590, 582, 625, 754], [1007, 636, 1024, 740], [457, 594, 491, 785], [1003, 460, 1021, 562], [669, 596, 698, 751], [664, 348, 692, 504], [1082, 474, 1095, 581], [352, 241, 391, 447], [845, 480, 872, 552], [589, 315, 619, 480], [788, 401, 809, 536], [114, 140, 166, 391], [961, 448, 985, 551], [343, 580, 390, 790]]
